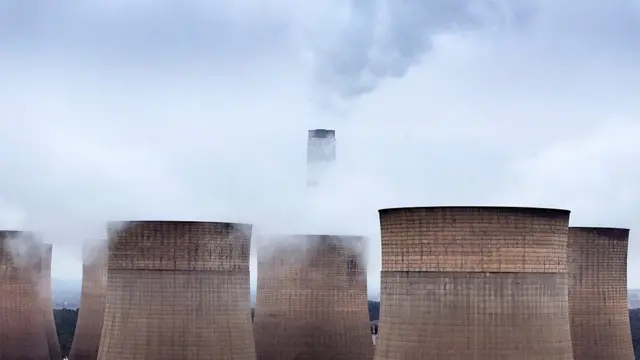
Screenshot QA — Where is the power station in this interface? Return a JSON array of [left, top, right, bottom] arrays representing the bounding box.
[[40, 243, 63, 360], [568, 227, 634, 360], [0, 230, 50, 360], [374, 206, 575, 360], [96, 221, 256, 360], [253, 235, 373, 360], [2, 129, 638, 360], [69, 242, 108, 360], [307, 129, 336, 188]]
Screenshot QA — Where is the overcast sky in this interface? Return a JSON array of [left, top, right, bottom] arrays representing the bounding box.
[[1, 0, 639, 297]]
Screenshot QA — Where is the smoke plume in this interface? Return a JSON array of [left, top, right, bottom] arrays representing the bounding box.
[[1, 231, 46, 283], [308, 0, 533, 107]]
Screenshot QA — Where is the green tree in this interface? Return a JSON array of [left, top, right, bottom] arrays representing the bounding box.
[[53, 308, 78, 359]]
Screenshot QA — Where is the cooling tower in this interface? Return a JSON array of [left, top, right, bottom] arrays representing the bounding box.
[[375, 206, 574, 360], [0, 230, 51, 360], [96, 221, 256, 360], [568, 227, 634, 360], [307, 129, 336, 187], [40, 243, 63, 360], [69, 242, 108, 360], [253, 234, 373, 360]]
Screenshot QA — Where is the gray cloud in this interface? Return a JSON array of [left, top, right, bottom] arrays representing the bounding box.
[[307, 0, 532, 104], [0, 0, 298, 68], [1, 1, 639, 297], [307, 0, 640, 107]]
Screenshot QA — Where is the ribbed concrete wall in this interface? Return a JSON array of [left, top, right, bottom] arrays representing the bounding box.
[[375, 206, 574, 360], [0, 230, 50, 360], [96, 221, 256, 360], [40, 244, 63, 360], [69, 242, 108, 360], [253, 235, 373, 360], [568, 227, 634, 360]]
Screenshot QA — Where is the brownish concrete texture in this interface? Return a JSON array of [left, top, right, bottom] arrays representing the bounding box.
[[40, 244, 63, 360], [568, 227, 634, 360], [69, 242, 108, 360], [253, 235, 373, 360], [0, 230, 50, 360], [96, 221, 256, 360], [375, 206, 574, 360]]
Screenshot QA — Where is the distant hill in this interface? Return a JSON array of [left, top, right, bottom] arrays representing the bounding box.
[[52, 278, 81, 309], [629, 289, 640, 309]]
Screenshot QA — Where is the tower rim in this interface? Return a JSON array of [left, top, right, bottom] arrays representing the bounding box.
[[261, 233, 366, 239], [379, 205, 570, 216], [107, 220, 252, 227], [0, 230, 32, 236], [569, 226, 630, 239]]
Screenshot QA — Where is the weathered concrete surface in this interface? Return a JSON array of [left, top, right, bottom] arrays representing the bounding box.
[[0, 230, 50, 360], [69, 242, 108, 360], [568, 227, 634, 360], [254, 235, 373, 360], [96, 221, 256, 360], [375, 206, 574, 360]]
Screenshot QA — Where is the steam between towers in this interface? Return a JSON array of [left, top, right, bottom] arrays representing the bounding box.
[[253, 235, 373, 360]]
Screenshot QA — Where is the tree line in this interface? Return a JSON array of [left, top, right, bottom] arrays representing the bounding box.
[[53, 305, 640, 359]]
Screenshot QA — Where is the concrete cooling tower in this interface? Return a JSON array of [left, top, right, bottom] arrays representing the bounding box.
[[253, 234, 373, 360], [69, 242, 108, 360], [96, 221, 256, 360], [375, 206, 574, 360], [0, 230, 50, 360], [568, 227, 634, 360], [40, 244, 63, 360]]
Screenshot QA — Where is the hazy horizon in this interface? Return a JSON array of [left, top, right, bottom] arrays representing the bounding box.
[[1, 0, 639, 296]]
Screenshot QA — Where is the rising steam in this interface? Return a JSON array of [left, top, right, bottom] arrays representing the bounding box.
[[2, 232, 44, 272], [308, 0, 532, 107]]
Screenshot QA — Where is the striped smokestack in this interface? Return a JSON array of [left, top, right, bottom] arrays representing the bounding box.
[[69, 241, 108, 360], [0, 230, 50, 360], [375, 206, 574, 360], [96, 221, 256, 360], [253, 234, 373, 360], [568, 227, 634, 360]]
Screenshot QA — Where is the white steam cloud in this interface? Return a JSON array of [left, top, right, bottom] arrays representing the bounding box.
[[0, 232, 47, 285], [308, 0, 525, 103]]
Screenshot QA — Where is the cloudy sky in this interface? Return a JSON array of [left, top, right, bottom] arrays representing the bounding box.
[[1, 0, 639, 297]]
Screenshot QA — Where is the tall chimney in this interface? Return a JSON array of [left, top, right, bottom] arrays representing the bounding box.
[[568, 227, 635, 360], [307, 129, 336, 188]]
